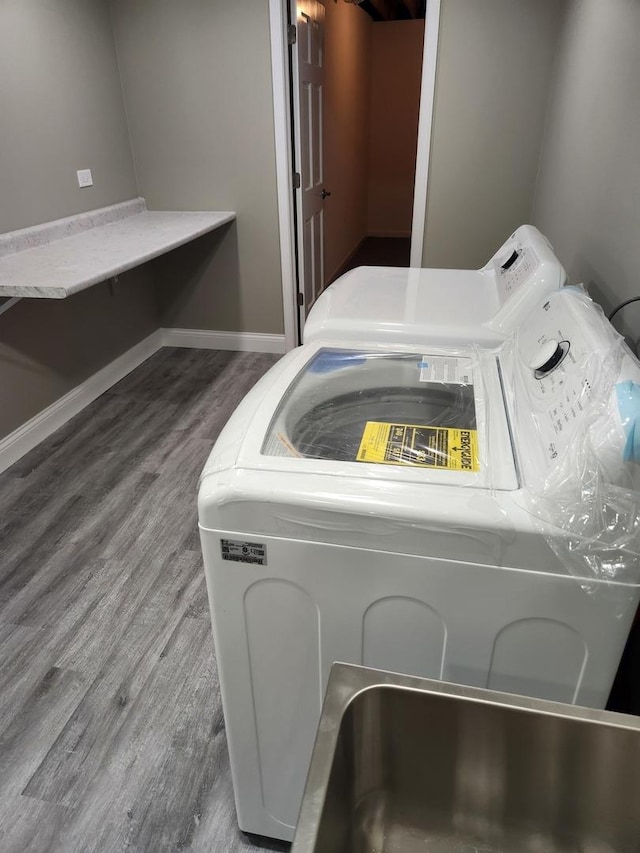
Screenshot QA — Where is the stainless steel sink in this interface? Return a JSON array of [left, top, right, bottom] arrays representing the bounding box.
[[293, 664, 640, 853]]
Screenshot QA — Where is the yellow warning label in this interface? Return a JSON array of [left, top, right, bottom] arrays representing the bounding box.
[[356, 422, 480, 471]]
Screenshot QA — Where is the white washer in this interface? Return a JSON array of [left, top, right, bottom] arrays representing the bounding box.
[[199, 289, 640, 842], [304, 224, 566, 346]]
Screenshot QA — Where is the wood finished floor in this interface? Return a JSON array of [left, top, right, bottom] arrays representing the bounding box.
[[0, 348, 289, 853], [330, 236, 411, 283]]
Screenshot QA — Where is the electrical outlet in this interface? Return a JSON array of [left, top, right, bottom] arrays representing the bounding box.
[[77, 169, 93, 188]]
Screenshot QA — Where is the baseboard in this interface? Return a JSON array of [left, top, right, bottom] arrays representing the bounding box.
[[162, 328, 286, 354], [367, 230, 412, 239], [0, 326, 286, 475], [327, 236, 367, 285], [0, 330, 163, 475]]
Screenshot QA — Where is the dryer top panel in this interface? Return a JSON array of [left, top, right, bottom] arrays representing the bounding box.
[[303, 225, 566, 346]]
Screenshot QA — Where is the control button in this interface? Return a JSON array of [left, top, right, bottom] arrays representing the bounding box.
[[501, 250, 519, 271], [530, 339, 570, 378]]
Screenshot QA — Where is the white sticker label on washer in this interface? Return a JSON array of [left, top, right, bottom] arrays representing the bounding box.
[[418, 356, 472, 384], [221, 539, 267, 566]]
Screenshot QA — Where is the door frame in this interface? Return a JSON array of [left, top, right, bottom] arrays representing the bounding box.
[[269, 0, 442, 351]]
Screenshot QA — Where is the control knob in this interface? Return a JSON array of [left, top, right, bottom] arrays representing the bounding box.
[[530, 339, 569, 378]]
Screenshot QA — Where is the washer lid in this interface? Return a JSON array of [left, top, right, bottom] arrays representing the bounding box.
[[242, 345, 518, 491]]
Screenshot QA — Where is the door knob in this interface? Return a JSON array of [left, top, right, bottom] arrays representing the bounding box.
[[320, 189, 331, 199]]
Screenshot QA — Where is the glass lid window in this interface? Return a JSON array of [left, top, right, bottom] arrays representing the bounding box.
[[262, 349, 479, 471]]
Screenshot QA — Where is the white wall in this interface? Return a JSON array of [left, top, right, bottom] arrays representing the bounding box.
[[533, 0, 640, 336]]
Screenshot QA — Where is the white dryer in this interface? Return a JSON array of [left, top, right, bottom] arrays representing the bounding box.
[[304, 224, 566, 346], [199, 288, 640, 841]]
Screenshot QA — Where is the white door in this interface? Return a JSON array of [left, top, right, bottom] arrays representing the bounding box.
[[293, 0, 326, 326]]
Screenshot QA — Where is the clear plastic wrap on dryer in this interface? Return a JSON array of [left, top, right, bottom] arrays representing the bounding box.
[[506, 287, 640, 588]]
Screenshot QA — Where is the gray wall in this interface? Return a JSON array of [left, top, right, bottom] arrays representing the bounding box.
[[422, 0, 566, 269], [0, 273, 158, 441], [0, 0, 159, 441], [109, 0, 284, 335], [533, 0, 640, 336], [0, 0, 137, 232]]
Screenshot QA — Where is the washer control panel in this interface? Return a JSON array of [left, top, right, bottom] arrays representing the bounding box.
[[496, 244, 537, 298], [513, 291, 610, 465], [484, 225, 567, 319], [534, 362, 594, 462]]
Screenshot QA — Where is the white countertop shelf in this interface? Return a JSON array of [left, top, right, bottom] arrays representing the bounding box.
[[0, 198, 236, 299]]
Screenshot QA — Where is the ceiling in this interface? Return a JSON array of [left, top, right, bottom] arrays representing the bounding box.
[[351, 0, 426, 21]]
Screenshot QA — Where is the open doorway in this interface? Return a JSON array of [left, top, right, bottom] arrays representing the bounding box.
[[323, 2, 425, 284], [269, 0, 440, 349], [292, 0, 425, 330]]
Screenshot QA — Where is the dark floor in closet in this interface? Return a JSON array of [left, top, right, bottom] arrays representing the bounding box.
[[0, 347, 288, 853], [330, 235, 411, 283]]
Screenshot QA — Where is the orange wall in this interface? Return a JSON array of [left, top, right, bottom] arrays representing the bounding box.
[[367, 20, 424, 238], [323, 2, 371, 283]]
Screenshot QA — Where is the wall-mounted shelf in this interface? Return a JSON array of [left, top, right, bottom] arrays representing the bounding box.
[[0, 198, 236, 299]]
